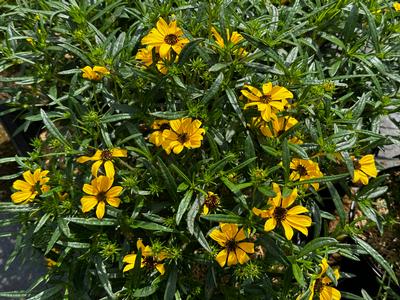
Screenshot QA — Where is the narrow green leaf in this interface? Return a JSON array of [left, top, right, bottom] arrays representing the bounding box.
[[225, 88, 246, 127], [40, 109, 70, 148], [297, 237, 338, 258], [292, 263, 305, 287], [326, 182, 346, 226], [27, 285, 64, 300], [282, 138, 290, 183], [353, 236, 399, 285], [193, 225, 212, 252], [64, 217, 117, 226], [290, 174, 349, 186], [0, 291, 28, 298], [34, 213, 51, 233], [245, 134, 256, 169], [157, 157, 178, 201], [208, 62, 231, 72], [176, 189, 193, 225], [186, 196, 201, 235], [45, 227, 61, 255], [360, 3, 380, 53], [94, 256, 115, 299], [178, 39, 204, 65], [131, 221, 174, 232], [344, 4, 358, 43], [100, 113, 131, 124], [201, 214, 245, 224], [132, 277, 161, 297], [201, 72, 224, 104], [149, 111, 188, 119], [164, 267, 178, 300]]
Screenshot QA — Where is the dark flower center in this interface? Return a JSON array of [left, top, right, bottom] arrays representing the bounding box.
[[178, 133, 189, 143], [225, 239, 237, 252], [314, 278, 323, 293], [260, 95, 272, 104], [97, 191, 107, 202], [205, 194, 220, 210], [353, 159, 361, 170], [159, 123, 170, 131], [273, 206, 287, 222], [296, 165, 308, 176], [164, 34, 178, 45], [101, 150, 113, 160], [143, 256, 157, 269], [276, 129, 285, 136]]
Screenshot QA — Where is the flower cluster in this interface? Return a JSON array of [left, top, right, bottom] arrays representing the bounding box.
[[149, 118, 205, 154], [11, 169, 50, 204]]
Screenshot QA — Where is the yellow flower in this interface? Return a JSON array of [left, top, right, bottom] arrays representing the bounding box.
[[241, 82, 293, 122], [77, 148, 127, 178], [149, 119, 170, 147], [202, 192, 220, 215], [161, 118, 205, 154], [298, 258, 341, 300], [141, 17, 189, 58], [11, 169, 50, 204], [394, 2, 400, 11], [289, 158, 323, 191], [123, 240, 167, 274], [352, 154, 378, 185], [209, 223, 254, 267], [135, 47, 170, 74], [252, 183, 311, 240], [259, 116, 298, 138], [80, 175, 122, 219], [81, 66, 110, 80], [211, 26, 247, 56]]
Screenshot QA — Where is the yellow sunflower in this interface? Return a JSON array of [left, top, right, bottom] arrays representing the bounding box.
[[352, 154, 378, 185], [241, 82, 293, 122], [149, 119, 170, 147], [135, 47, 169, 74], [298, 258, 341, 300], [211, 26, 247, 56], [81, 66, 110, 80], [252, 183, 311, 240], [259, 116, 298, 138], [11, 169, 50, 204], [161, 118, 205, 154], [202, 191, 220, 215], [123, 240, 167, 275], [394, 2, 400, 11], [141, 17, 189, 58], [77, 148, 127, 178], [80, 175, 122, 219], [289, 158, 323, 191], [209, 223, 254, 267]]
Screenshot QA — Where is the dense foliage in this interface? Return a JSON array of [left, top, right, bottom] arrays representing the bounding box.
[[0, 0, 400, 299]]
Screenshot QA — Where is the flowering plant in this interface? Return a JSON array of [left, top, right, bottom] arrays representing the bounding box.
[[0, 0, 399, 299]]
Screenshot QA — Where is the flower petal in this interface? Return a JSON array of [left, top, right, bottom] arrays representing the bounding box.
[[235, 247, 250, 264], [215, 249, 228, 267], [104, 160, 115, 178], [97, 176, 112, 192], [111, 148, 127, 157], [237, 242, 254, 254], [123, 253, 137, 263], [209, 228, 227, 247], [281, 220, 294, 240], [264, 217, 277, 232], [11, 191, 34, 204], [96, 201, 106, 219], [106, 186, 122, 198], [83, 183, 98, 195], [80, 196, 98, 213], [287, 205, 309, 215], [106, 197, 121, 208], [220, 223, 238, 241], [22, 171, 35, 185], [155, 263, 165, 275], [13, 180, 33, 191], [227, 250, 238, 266], [91, 160, 103, 177]]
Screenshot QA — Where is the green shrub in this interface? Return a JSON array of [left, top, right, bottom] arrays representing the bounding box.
[[1, 0, 400, 299]]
